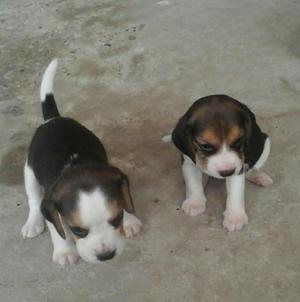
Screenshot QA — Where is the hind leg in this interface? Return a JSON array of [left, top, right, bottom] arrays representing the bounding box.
[[247, 137, 273, 187], [21, 160, 45, 238], [246, 169, 273, 187]]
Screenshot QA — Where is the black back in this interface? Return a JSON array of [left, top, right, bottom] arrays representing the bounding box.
[[28, 117, 108, 187]]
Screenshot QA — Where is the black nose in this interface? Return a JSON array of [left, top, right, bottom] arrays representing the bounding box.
[[219, 169, 235, 177], [96, 250, 116, 261]]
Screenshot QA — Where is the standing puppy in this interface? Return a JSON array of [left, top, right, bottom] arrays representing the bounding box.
[[171, 95, 273, 231], [22, 59, 142, 266]]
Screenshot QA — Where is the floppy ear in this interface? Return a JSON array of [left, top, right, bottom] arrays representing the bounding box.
[[119, 176, 135, 214], [240, 104, 267, 169], [41, 198, 66, 239], [172, 114, 196, 163]]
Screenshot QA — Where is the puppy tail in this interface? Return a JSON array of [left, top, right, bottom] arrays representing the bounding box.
[[40, 58, 60, 120], [161, 134, 172, 143]]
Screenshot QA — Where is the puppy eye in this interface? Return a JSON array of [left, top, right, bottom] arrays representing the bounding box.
[[232, 137, 245, 149], [69, 226, 89, 238], [200, 144, 214, 152], [194, 141, 215, 154], [109, 210, 124, 228]]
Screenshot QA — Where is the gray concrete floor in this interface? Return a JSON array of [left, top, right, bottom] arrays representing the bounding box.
[[1, 0, 300, 301]]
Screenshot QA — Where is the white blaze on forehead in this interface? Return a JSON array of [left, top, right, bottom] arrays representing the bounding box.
[[78, 188, 110, 226]]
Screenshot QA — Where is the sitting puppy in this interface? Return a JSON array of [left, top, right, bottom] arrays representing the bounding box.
[[21, 59, 142, 266], [171, 95, 273, 231]]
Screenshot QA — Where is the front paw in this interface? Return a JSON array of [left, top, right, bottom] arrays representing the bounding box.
[[223, 211, 248, 231], [123, 214, 142, 238], [21, 213, 45, 238], [182, 198, 206, 216], [53, 246, 80, 267]]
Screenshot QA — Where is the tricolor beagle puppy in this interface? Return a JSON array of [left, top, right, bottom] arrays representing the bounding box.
[[21, 59, 142, 266], [171, 95, 273, 231]]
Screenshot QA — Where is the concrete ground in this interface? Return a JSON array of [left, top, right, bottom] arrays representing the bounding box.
[[1, 0, 300, 301]]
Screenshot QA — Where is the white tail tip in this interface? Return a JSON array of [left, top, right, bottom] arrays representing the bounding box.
[[40, 58, 58, 102], [162, 134, 172, 143]]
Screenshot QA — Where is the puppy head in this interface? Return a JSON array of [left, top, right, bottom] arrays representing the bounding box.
[[41, 164, 134, 263], [172, 95, 267, 178]]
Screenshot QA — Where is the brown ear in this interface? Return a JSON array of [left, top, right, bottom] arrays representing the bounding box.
[[239, 103, 267, 169], [41, 198, 66, 239], [120, 176, 135, 214], [171, 114, 196, 163]]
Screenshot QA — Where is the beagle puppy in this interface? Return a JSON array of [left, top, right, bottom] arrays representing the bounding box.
[[21, 59, 142, 266], [171, 95, 273, 231]]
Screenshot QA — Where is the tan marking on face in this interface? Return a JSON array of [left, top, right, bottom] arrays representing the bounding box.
[[62, 211, 87, 240], [194, 128, 221, 170], [120, 181, 135, 213], [226, 126, 243, 145], [224, 126, 245, 160], [64, 200, 124, 240], [64, 211, 84, 227], [238, 151, 245, 161], [107, 200, 122, 219], [119, 224, 125, 237], [193, 124, 246, 168], [107, 200, 124, 235], [199, 128, 222, 146]]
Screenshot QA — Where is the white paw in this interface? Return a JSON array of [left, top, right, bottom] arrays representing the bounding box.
[[53, 246, 80, 267], [182, 198, 206, 216], [223, 211, 248, 232], [247, 171, 273, 187], [123, 214, 142, 238], [21, 213, 45, 238]]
